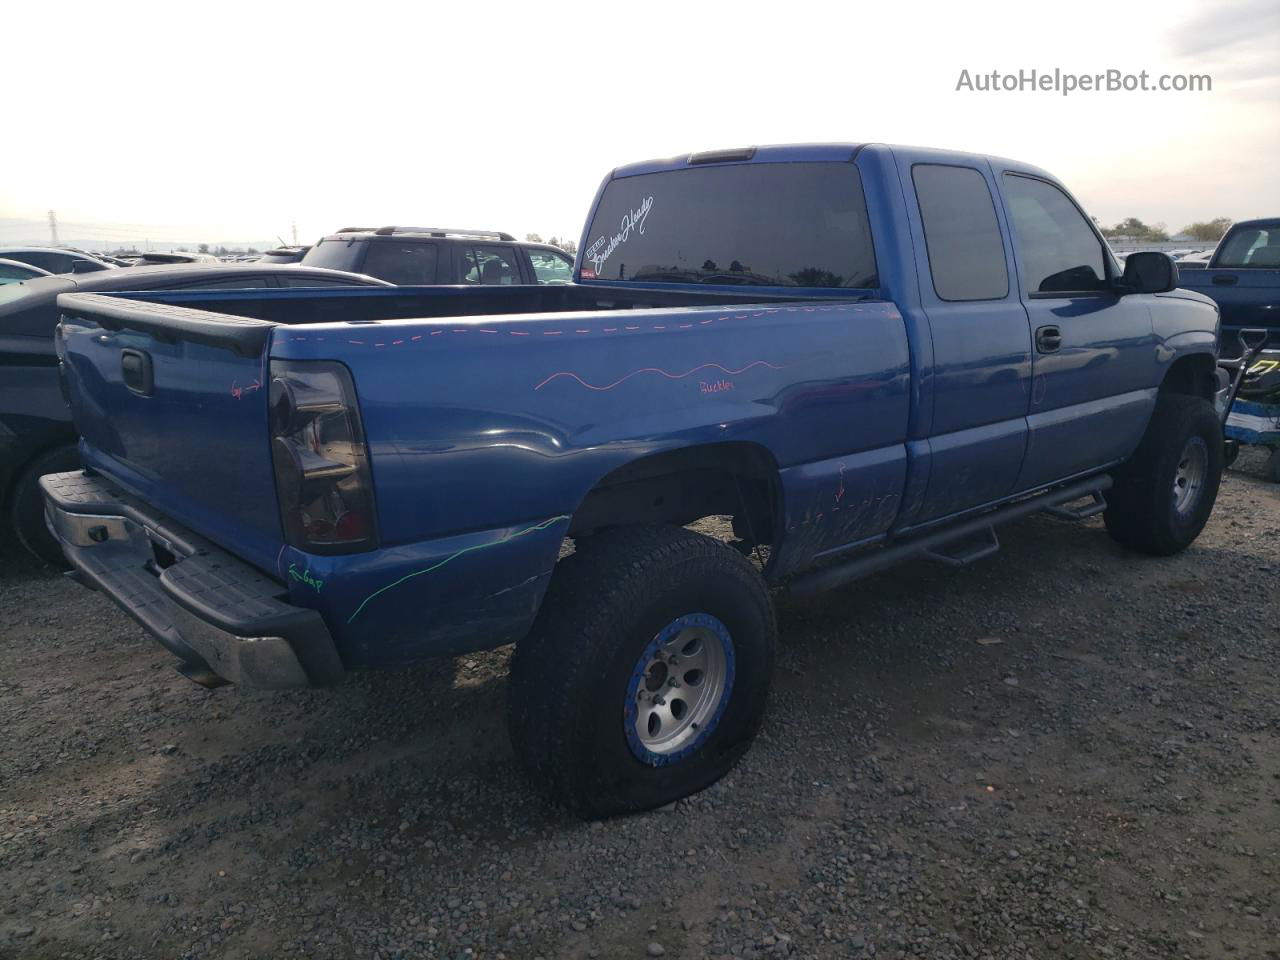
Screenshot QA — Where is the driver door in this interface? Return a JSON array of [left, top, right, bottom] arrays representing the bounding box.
[[998, 171, 1160, 491]]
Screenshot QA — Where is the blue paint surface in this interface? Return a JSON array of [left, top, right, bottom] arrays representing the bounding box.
[[56, 143, 1222, 670]]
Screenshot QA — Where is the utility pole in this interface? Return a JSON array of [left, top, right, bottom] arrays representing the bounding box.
[[48, 210, 59, 246]]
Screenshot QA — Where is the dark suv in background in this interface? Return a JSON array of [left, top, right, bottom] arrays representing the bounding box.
[[301, 227, 575, 285]]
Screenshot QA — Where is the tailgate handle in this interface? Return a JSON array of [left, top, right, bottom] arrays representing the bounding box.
[[121, 349, 154, 396], [1212, 274, 1238, 285]]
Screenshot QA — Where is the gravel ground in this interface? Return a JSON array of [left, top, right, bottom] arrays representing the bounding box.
[[1, 452, 1277, 960]]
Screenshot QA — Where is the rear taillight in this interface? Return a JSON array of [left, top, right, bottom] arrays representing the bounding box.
[[269, 360, 378, 554]]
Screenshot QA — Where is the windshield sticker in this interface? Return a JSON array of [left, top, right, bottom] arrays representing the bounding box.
[[585, 196, 653, 277]]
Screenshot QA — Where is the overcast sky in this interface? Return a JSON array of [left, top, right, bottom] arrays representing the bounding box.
[[2, 0, 1276, 248]]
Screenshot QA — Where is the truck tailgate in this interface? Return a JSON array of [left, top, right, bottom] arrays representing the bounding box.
[[57, 293, 282, 572]]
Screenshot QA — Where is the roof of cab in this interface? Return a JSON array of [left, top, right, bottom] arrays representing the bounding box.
[[608, 142, 1057, 184]]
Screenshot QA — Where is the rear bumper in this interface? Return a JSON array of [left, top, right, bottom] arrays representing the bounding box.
[[40, 470, 343, 689]]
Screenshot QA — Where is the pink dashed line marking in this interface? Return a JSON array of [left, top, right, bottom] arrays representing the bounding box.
[[479, 329, 498, 334], [543, 330, 563, 336], [575, 329, 590, 334], [431, 330, 444, 336], [700, 319, 714, 325], [411, 335, 423, 341], [624, 326, 640, 331], [679, 324, 693, 329], [293, 336, 306, 341], [510, 331, 530, 336], [534, 360, 783, 392], [375, 343, 385, 347], [453, 329, 470, 333], [653, 325, 666, 330], [603, 327, 618, 332], [348, 339, 365, 345]]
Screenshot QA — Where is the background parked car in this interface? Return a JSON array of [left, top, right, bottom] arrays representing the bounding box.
[[301, 226, 575, 285], [0, 258, 51, 285], [0, 263, 390, 565], [128, 251, 221, 266], [0, 246, 114, 275], [257, 245, 311, 264]]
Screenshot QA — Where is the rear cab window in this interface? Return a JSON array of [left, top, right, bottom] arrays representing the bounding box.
[[912, 164, 1009, 301], [1215, 226, 1279, 268], [581, 162, 877, 288]]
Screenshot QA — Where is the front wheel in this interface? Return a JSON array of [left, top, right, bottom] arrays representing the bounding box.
[[507, 526, 776, 818], [1104, 394, 1222, 555]]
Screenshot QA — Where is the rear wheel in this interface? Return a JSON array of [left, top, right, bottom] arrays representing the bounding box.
[[1104, 395, 1222, 555], [11, 444, 79, 567], [507, 526, 775, 818]]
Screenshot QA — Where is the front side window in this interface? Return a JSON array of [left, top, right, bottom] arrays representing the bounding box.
[[581, 162, 877, 287], [361, 241, 439, 285], [461, 245, 521, 285], [913, 164, 1009, 301], [1003, 174, 1107, 294], [1215, 227, 1279, 268], [530, 249, 573, 284]]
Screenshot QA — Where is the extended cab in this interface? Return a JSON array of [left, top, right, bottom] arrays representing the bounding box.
[[1175, 218, 1280, 352], [43, 144, 1222, 816]]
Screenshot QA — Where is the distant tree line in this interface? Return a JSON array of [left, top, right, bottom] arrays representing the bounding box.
[[525, 233, 577, 255], [1096, 216, 1232, 243]]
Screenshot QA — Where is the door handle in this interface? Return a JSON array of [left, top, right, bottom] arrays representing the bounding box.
[[1035, 325, 1062, 353], [1212, 274, 1238, 285], [121, 348, 154, 396]]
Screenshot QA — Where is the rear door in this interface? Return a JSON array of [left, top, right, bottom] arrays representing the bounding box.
[[997, 172, 1159, 491], [900, 157, 1031, 522]]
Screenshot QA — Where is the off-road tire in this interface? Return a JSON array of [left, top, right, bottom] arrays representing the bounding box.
[[11, 445, 79, 567], [507, 525, 775, 818], [1104, 395, 1222, 555]]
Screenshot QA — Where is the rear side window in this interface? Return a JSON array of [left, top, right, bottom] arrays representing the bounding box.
[[581, 162, 877, 287], [1215, 227, 1279, 268], [912, 164, 1009, 301], [1003, 174, 1107, 293], [362, 241, 439, 285]]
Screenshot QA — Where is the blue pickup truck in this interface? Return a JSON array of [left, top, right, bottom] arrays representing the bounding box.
[[1176, 218, 1280, 352], [42, 144, 1222, 816]]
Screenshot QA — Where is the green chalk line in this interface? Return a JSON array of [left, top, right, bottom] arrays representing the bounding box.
[[346, 515, 570, 624]]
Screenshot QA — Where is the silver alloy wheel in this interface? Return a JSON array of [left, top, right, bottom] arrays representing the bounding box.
[[1172, 438, 1207, 516], [632, 623, 729, 757]]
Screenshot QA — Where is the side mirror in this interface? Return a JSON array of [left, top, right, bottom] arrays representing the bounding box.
[[1119, 251, 1178, 294]]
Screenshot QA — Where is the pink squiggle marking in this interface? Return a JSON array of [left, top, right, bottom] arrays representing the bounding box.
[[230, 378, 262, 399], [534, 360, 783, 392]]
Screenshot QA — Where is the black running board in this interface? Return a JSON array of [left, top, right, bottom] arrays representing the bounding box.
[[788, 475, 1112, 600]]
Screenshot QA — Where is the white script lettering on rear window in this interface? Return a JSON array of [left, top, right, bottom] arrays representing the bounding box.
[[585, 196, 653, 277]]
